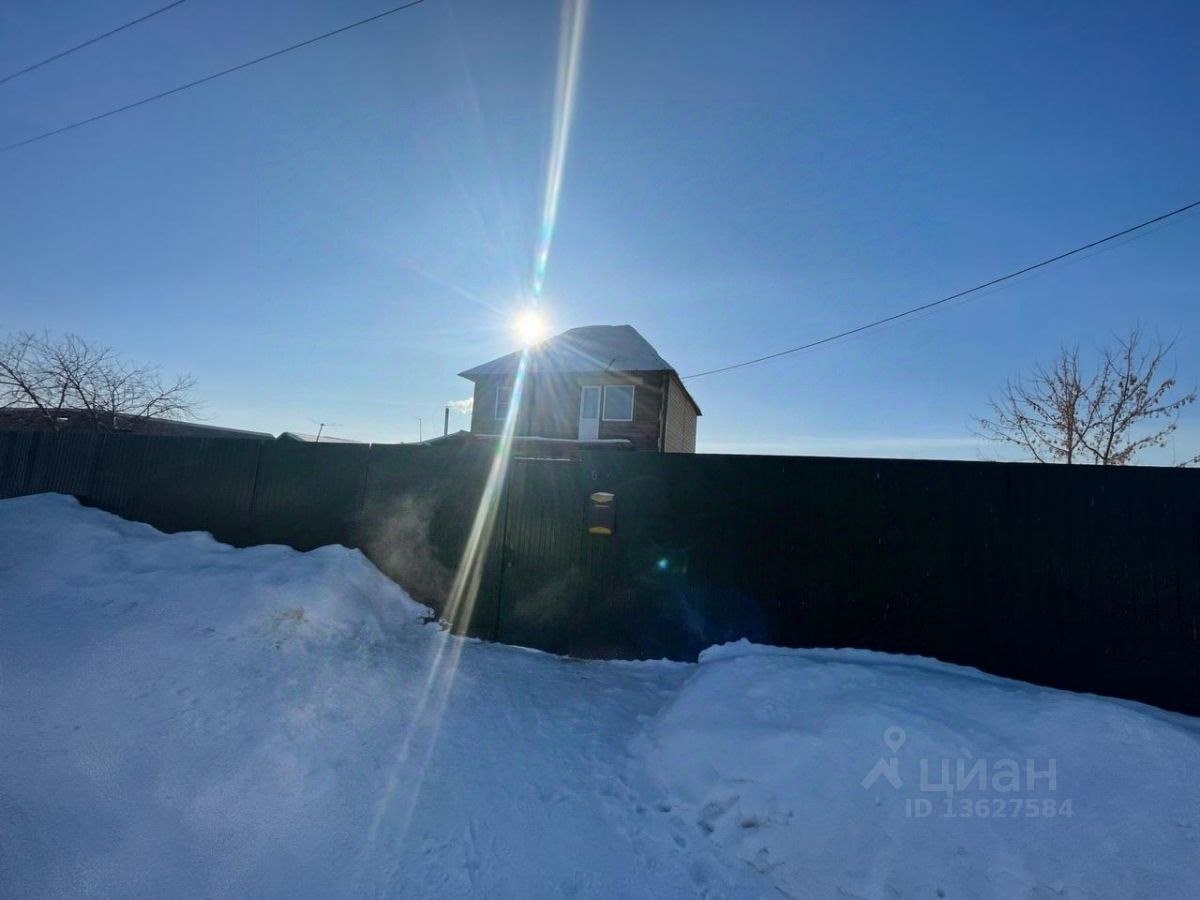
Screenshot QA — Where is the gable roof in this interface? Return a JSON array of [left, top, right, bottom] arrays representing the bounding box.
[[459, 324, 676, 379]]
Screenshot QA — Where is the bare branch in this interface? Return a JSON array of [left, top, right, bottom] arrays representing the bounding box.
[[0, 332, 200, 433], [978, 327, 1197, 466]]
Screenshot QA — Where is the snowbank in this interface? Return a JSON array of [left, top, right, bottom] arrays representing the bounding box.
[[644, 640, 1200, 898], [1, 494, 1198, 898]]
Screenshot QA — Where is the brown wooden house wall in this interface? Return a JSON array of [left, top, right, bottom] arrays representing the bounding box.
[[468, 371, 675, 452]]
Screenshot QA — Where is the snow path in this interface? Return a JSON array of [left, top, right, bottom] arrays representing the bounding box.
[[2, 494, 1199, 899]]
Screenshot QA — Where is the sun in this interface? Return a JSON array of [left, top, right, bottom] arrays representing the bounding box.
[[513, 308, 548, 346]]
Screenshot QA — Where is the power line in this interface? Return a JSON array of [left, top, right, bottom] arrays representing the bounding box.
[[0, 0, 191, 87], [683, 197, 1200, 380], [1, 0, 430, 154]]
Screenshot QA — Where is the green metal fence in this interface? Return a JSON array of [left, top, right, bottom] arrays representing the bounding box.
[[2, 430, 1198, 716]]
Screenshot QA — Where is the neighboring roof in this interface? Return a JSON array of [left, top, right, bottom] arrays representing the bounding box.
[[277, 431, 363, 444], [418, 429, 472, 446], [0, 408, 273, 440], [459, 325, 675, 379]]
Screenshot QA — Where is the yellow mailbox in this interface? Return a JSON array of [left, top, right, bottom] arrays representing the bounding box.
[[588, 491, 615, 535]]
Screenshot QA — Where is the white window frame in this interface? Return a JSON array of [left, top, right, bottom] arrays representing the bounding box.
[[495, 386, 513, 420], [578, 385, 602, 441], [602, 384, 635, 422]]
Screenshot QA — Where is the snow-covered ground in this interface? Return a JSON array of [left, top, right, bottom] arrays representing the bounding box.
[[2, 494, 1198, 899]]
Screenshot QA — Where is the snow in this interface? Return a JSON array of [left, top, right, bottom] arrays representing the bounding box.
[[2, 494, 1198, 899], [643, 641, 1200, 897]]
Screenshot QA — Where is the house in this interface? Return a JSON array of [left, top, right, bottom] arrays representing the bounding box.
[[458, 324, 700, 452]]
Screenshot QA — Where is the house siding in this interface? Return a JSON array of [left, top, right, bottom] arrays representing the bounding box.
[[662, 374, 698, 453], [468, 379, 504, 436], [468, 372, 667, 452]]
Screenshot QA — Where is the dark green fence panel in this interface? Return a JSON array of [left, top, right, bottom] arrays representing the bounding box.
[[492, 459, 587, 652], [83, 434, 260, 544], [124, 436, 260, 545], [86, 434, 156, 520], [1178, 474, 1200, 699], [0, 432, 38, 498], [248, 441, 370, 551], [357, 443, 495, 630], [573, 450, 773, 659], [27, 432, 101, 498]]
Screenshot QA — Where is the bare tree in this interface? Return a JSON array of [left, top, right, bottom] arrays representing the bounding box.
[[977, 328, 1198, 466], [0, 332, 199, 432]]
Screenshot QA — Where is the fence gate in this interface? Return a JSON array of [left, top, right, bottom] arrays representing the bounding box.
[[486, 454, 703, 661], [490, 457, 587, 651]]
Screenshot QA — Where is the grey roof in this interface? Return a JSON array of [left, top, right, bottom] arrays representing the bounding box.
[[459, 325, 675, 378], [277, 431, 363, 444], [0, 408, 273, 440]]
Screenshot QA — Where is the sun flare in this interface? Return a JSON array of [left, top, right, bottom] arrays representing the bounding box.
[[514, 308, 548, 346]]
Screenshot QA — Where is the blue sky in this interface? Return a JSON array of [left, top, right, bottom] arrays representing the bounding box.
[[1, 0, 1198, 458]]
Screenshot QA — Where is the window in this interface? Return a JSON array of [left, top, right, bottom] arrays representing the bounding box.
[[602, 385, 634, 421], [495, 386, 512, 419]]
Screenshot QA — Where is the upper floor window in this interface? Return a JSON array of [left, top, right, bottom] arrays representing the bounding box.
[[495, 386, 512, 420], [602, 385, 634, 421]]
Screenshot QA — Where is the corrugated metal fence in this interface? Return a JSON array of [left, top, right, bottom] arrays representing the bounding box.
[[0, 432, 496, 623], [2, 431, 1198, 715]]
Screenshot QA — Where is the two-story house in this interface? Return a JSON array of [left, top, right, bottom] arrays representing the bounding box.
[[458, 324, 700, 452]]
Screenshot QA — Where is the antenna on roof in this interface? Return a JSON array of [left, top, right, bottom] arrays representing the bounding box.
[[306, 417, 342, 443]]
